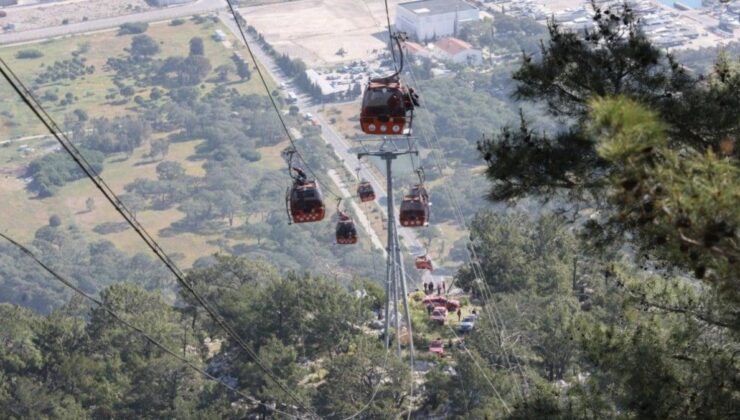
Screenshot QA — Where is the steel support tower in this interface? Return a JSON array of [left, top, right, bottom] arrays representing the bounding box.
[[357, 144, 416, 368]]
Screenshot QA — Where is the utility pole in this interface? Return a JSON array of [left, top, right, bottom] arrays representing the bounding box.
[[358, 143, 416, 369]]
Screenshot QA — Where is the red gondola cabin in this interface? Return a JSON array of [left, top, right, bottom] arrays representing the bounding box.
[[288, 180, 326, 223], [399, 184, 429, 227], [360, 76, 416, 136], [336, 213, 358, 245], [357, 181, 376, 202], [415, 255, 433, 271]]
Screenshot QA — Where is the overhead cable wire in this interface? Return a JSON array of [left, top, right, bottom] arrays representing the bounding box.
[[338, 282, 392, 420], [444, 321, 511, 414], [383, 0, 399, 72], [404, 61, 527, 397], [224, 0, 342, 201], [402, 47, 528, 399], [0, 232, 301, 420], [0, 57, 317, 417]]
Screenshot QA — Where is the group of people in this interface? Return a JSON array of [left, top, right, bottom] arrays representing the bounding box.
[[423, 281, 445, 295]]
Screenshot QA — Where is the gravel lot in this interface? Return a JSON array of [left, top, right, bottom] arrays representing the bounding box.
[[239, 0, 401, 67], [3, 0, 154, 32]]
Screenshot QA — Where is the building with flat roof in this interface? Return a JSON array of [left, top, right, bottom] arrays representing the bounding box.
[[149, 0, 192, 6], [396, 0, 479, 41]]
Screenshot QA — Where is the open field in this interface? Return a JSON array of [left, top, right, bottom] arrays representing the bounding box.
[[2, 139, 203, 265], [0, 17, 292, 266], [0, 132, 301, 266], [0, 17, 275, 139], [238, 0, 402, 67]]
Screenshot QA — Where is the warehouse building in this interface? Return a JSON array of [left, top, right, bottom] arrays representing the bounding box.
[[395, 0, 479, 41], [148, 0, 192, 7]]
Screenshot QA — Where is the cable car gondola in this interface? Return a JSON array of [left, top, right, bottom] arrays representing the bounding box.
[[360, 33, 419, 136], [415, 254, 433, 271], [400, 169, 430, 227], [336, 207, 358, 245], [286, 166, 326, 224], [399, 184, 429, 227], [357, 180, 376, 202]]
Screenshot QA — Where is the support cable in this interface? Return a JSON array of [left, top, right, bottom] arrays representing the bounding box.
[[338, 281, 392, 420], [224, 0, 342, 201], [445, 321, 511, 414], [383, 0, 398, 72], [402, 46, 529, 399], [0, 57, 317, 417], [374, 0, 525, 401], [0, 232, 301, 420]]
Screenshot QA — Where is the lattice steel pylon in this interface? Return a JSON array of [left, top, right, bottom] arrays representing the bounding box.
[[358, 140, 416, 367]]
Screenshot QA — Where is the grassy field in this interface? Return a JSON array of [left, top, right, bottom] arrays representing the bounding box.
[[0, 17, 275, 139], [0, 17, 289, 266], [0, 133, 293, 266]]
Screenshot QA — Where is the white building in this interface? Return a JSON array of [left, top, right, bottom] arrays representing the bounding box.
[[432, 37, 482, 65], [150, 0, 192, 6], [396, 0, 480, 41]]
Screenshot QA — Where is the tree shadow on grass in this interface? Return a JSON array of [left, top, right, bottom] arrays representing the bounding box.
[[159, 218, 228, 238]]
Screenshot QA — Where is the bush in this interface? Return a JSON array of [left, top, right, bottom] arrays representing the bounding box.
[[27, 148, 105, 197], [49, 215, 62, 227], [15, 49, 44, 59], [42, 91, 59, 102], [93, 222, 130, 235], [119, 22, 148, 35], [120, 86, 135, 97], [170, 18, 185, 26], [240, 149, 262, 162], [130, 34, 160, 56]]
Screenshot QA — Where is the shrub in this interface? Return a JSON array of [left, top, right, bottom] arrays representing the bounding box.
[[119, 22, 148, 35], [15, 49, 44, 59]]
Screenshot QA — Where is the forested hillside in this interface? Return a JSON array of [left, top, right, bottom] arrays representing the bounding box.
[[0, 2, 737, 418]]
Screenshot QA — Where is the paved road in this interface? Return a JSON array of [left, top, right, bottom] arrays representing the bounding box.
[[220, 9, 439, 285], [0, 0, 224, 45], [0, 132, 55, 146]]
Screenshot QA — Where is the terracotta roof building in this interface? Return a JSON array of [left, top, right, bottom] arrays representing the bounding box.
[[432, 37, 482, 65]]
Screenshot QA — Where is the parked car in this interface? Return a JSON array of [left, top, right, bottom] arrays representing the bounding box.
[[458, 315, 477, 333], [429, 339, 445, 356], [430, 306, 448, 325], [422, 295, 460, 311]]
